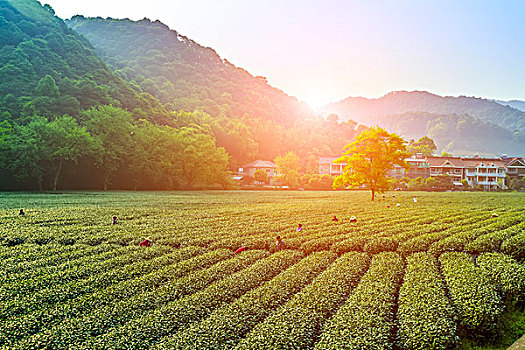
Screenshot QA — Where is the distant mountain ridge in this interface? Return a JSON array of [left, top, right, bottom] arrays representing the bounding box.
[[495, 99, 525, 112], [322, 91, 525, 134]]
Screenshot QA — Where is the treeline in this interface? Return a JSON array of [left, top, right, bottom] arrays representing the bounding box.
[[0, 1, 362, 192], [66, 16, 361, 169], [0, 105, 230, 191]]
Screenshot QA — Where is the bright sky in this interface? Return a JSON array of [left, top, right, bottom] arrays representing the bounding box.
[[45, 0, 525, 109]]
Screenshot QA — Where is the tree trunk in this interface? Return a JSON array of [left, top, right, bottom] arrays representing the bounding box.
[[167, 176, 173, 190], [104, 174, 109, 191], [52, 160, 63, 191], [371, 188, 375, 201]]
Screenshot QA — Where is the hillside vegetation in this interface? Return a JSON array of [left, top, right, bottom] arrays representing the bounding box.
[[0, 0, 169, 123]]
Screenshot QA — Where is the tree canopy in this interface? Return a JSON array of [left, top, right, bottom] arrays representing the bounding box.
[[333, 126, 410, 200], [407, 136, 437, 156]]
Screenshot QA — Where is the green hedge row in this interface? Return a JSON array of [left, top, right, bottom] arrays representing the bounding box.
[[234, 252, 370, 350], [430, 215, 522, 256], [0, 247, 184, 318], [465, 221, 525, 255], [161, 251, 337, 349], [2, 248, 235, 347], [0, 244, 137, 298], [501, 231, 525, 261], [439, 252, 503, 333], [9, 250, 269, 350], [314, 252, 404, 350], [80, 250, 303, 350], [477, 252, 525, 303], [397, 252, 458, 349]]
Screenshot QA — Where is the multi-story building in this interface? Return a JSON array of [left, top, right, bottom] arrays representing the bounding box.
[[391, 153, 430, 180], [391, 155, 510, 190], [427, 157, 465, 184], [320, 154, 515, 190], [319, 156, 347, 176]]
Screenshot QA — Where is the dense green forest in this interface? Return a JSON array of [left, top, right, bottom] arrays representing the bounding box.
[[0, 0, 358, 190], [0, 0, 169, 123], [322, 91, 525, 156]]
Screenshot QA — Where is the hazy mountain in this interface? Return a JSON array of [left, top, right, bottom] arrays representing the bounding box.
[[495, 100, 525, 112], [321, 91, 525, 156], [67, 16, 314, 127], [322, 91, 525, 134], [0, 0, 170, 123], [361, 111, 522, 156]]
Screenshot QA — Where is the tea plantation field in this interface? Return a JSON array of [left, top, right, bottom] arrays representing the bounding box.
[[1, 191, 524, 349]]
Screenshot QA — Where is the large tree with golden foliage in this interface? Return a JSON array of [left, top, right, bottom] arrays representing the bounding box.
[[333, 126, 410, 200]]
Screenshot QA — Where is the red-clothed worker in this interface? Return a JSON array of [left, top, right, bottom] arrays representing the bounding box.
[[139, 237, 152, 247], [234, 246, 246, 254]]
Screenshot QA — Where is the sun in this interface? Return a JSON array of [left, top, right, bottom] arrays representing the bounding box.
[[300, 93, 332, 112]]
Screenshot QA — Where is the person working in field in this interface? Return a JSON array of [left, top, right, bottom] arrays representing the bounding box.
[[296, 224, 303, 232], [332, 215, 339, 222], [234, 246, 246, 254], [349, 216, 357, 223], [19, 209, 25, 216], [112, 216, 118, 225], [139, 237, 152, 247], [413, 196, 418, 203], [275, 236, 285, 251]]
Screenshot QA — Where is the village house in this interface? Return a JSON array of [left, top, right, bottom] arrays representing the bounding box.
[[503, 157, 525, 178], [238, 160, 278, 184], [319, 156, 347, 176]]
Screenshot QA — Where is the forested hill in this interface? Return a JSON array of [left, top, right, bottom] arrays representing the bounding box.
[[0, 0, 169, 123], [322, 91, 525, 135], [321, 91, 525, 156], [67, 16, 313, 126]]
